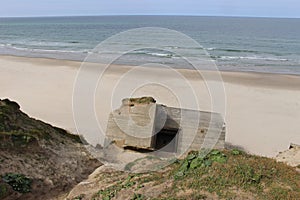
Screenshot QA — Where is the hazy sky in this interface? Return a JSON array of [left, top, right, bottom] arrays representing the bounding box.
[[0, 0, 299, 18]]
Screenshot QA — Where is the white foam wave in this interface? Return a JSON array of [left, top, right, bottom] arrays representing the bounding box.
[[219, 55, 288, 61]]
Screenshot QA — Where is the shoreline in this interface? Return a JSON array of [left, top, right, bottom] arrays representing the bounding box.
[[1, 54, 300, 76], [1, 55, 300, 157], [1, 54, 300, 91]]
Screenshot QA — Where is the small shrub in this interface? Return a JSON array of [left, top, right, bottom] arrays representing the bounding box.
[[2, 173, 32, 193], [174, 149, 227, 178], [209, 150, 227, 163], [11, 134, 35, 146], [231, 149, 243, 155]]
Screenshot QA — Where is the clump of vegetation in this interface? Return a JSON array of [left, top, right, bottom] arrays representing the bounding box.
[[129, 97, 156, 104], [11, 134, 36, 146], [174, 149, 228, 178], [93, 174, 137, 200], [2, 173, 32, 193], [231, 148, 243, 155]]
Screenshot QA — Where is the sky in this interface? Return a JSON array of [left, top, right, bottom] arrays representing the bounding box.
[[0, 0, 299, 18]]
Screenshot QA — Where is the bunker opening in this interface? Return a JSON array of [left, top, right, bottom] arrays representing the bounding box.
[[154, 128, 179, 153]]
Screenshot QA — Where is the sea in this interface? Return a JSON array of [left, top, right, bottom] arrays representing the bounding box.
[[0, 16, 300, 75]]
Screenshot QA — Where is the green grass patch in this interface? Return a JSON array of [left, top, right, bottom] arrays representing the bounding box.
[[91, 149, 299, 200], [2, 173, 32, 193], [168, 149, 300, 199], [174, 150, 227, 179]]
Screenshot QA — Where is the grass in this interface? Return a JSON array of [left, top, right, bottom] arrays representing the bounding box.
[[131, 193, 145, 200], [92, 149, 300, 200], [129, 97, 156, 104], [167, 149, 300, 199], [92, 174, 138, 200]]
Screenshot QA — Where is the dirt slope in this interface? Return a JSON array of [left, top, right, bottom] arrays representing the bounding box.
[[0, 99, 101, 200]]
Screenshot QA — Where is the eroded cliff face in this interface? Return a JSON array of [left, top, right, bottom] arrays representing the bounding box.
[[0, 99, 101, 200]]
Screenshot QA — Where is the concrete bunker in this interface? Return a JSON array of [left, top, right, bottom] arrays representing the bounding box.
[[105, 97, 226, 155]]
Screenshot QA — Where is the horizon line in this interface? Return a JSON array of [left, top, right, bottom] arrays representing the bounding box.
[[0, 14, 300, 19]]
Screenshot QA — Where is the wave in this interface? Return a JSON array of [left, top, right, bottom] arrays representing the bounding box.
[[0, 39, 82, 49], [0, 42, 293, 64], [0, 44, 179, 59], [128, 50, 176, 58], [207, 47, 288, 57], [161, 46, 275, 56], [0, 44, 84, 54], [216, 48, 260, 53], [205, 47, 216, 51], [0, 43, 12, 47], [144, 52, 174, 58], [215, 55, 289, 62], [173, 47, 251, 52]]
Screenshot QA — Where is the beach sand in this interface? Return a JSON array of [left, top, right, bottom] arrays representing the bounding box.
[[0, 55, 299, 157]]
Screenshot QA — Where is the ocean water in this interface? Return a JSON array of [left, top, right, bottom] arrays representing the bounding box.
[[0, 16, 300, 74]]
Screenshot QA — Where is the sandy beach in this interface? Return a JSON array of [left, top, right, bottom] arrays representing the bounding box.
[[0, 55, 300, 157]]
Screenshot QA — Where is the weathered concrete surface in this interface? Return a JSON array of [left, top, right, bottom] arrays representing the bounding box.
[[158, 106, 226, 154], [106, 97, 157, 150], [105, 97, 226, 154]]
